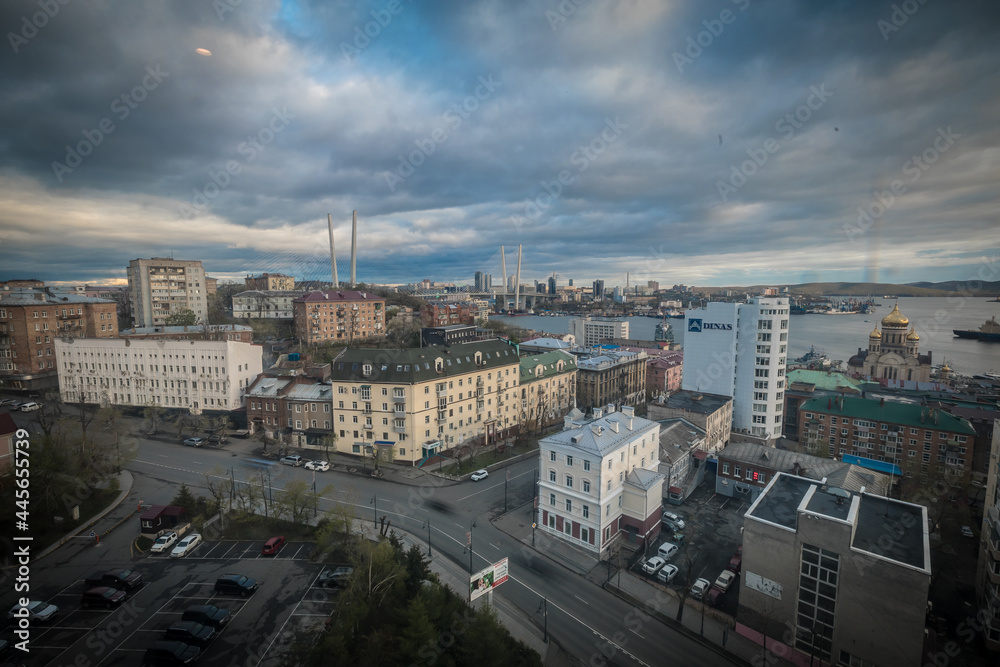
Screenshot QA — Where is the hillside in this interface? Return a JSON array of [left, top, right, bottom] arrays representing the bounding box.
[[691, 281, 1000, 297]]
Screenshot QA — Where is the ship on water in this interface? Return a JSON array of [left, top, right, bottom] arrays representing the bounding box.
[[654, 320, 674, 343], [953, 315, 1000, 342]]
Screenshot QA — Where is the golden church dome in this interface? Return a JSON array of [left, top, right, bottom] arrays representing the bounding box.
[[881, 304, 909, 327], [869, 326, 881, 339], [906, 327, 919, 341]]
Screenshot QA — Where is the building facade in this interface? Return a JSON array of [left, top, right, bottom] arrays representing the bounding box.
[[646, 354, 683, 398], [420, 302, 476, 328], [569, 317, 629, 346], [682, 297, 790, 439], [975, 421, 1000, 651], [647, 389, 732, 454], [327, 340, 521, 465], [120, 324, 253, 344], [592, 280, 605, 301], [518, 350, 577, 432], [245, 374, 334, 447], [739, 473, 931, 667], [847, 304, 932, 382], [797, 395, 977, 486], [782, 369, 863, 439], [232, 290, 305, 319], [55, 337, 262, 413], [244, 273, 295, 291], [0, 290, 118, 392], [576, 349, 647, 411], [293, 290, 386, 344], [538, 407, 664, 559], [128, 258, 209, 327]]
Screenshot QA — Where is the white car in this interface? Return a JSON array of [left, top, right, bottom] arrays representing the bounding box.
[[470, 469, 488, 481], [19, 401, 41, 412], [714, 570, 737, 593], [170, 533, 202, 558], [8, 600, 58, 622], [150, 531, 179, 554], [280, 455, 304, 466], [691, 578, 711, 600], [657, 564, 679, 584], [641, 556, 667, 574], [305, 460, 330, 472], [661, 511, 686, 530]]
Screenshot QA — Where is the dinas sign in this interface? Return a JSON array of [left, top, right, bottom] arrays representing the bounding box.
[[687, 318, 733, 332]]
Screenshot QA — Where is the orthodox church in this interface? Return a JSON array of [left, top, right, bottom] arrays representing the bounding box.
[[847, 304, 932, 382]]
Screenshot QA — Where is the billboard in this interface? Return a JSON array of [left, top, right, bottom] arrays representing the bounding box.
[[470, 557, 509, 601]]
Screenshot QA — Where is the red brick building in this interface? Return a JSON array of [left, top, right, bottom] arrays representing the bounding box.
[[646, 352, 683, 398], [420, 302, 476, 327], [293, 290, 385, 344], [0, 289, 118, 392]]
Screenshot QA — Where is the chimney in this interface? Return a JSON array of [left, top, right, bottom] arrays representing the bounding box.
[[610, 421, 619, 433], [350, 210, 358, 287], [593, 407, 604, 419]]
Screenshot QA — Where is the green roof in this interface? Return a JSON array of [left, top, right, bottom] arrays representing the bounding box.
[[799, 396, 976, 435], [519, 350, 577, 384], [331, 339, 520, 384], [786, 369, 863, 393]]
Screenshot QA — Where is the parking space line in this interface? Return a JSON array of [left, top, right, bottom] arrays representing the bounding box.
[[254, 600, 303, 667], [291, 613, 330, 617], [221, 542, 240, 558]]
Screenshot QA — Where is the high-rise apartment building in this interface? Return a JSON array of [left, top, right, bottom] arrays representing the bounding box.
[[128, 258, 208, 328], [681, 297, 789, 439], [569, 317, 629, 347], [474, 271, 484, 292], [592, 280, 605, 301], [975, 424, 1000, 650]]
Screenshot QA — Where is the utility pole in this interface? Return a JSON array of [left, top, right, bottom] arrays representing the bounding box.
[[424, 518, 432, 557], [371, 495, 378, 528]]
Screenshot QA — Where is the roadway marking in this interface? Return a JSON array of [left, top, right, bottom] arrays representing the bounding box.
[[574, 595, 589, 605], [455, 468, 533, 502], [629, 628, 645, 639], [255, 600, 304, 667]]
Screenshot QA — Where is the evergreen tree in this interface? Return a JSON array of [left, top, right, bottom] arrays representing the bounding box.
[[170, 483, 197, 511]]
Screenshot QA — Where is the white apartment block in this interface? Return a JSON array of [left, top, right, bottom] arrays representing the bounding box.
[[538, 406, 664, 558], [682, 297, 789, 440], [232, 290, 304, 319], [55, 337, 262, 413], [569, 317, 630, 347], [128, 258, 209, 327]]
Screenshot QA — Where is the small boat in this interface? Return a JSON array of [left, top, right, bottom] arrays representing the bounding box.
[[953, 315, 1000, 342]]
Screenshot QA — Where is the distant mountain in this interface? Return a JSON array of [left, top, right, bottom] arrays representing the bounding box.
[[691, 281, 1000, 297], [906, 280, 1000, 294]]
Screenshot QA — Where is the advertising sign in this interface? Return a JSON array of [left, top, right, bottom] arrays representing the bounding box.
[[469, 557, 509, 601]]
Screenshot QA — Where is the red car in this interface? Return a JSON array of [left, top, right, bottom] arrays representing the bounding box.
[[261, 536, 286, 556], [727, 553, 742, 573]]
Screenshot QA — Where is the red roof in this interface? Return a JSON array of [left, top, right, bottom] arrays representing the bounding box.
[[668, 486, 683, 494], [693, 450, 708, 460], [293, 290, 383, 303]]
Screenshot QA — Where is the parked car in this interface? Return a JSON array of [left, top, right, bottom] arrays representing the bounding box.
[[470, 469, 489, 481], [163, 621, 216, 648], [7, 600, 58, 622], [280, 455, 304, 466], [170, 533, 202, 558], [713, 570, 736, 593], [661, 511, 686, 530], [206, 434, 228, 444], [727, 552, 743, 573], [961, 525, 974, 538], [691, 578, 711, 600], [214, 574, 259, 597], [657, 542, 679, 560], [304, 460, 330, 471], [261, 536, 286, 556], [656, 564, 679, 584], [143, 640, 201, 666], [318, 566, 353, 588], [19, 401, 40, 412], [662, 518, 683, 533], [641, 556, 667, 575], [182, 437, 204, 447], [707, 586, 724, 607], [150, 532, 179, 554], [81, 587, 127, 609], [85, 569, 143, 591], [181, 605, 231, 629], [0, 398, 19, 406]]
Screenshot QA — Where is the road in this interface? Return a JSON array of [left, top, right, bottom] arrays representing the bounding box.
[[127, 436, 731, 666]]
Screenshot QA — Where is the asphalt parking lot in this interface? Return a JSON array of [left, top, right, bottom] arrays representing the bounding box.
[[634, 472, 747, 616], [4, 541, 332, 666]]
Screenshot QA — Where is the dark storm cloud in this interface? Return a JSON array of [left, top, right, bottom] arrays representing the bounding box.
[[0, 0, 998, 287]]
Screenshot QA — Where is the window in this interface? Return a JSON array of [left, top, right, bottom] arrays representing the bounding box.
[[566, 475, 573, 488], [550, 451, 556, 462], [565, 499, 572, 512], [734, 466, 741, 478], [722, 462, 730, 475], [583, 505, 589, 519], [549, 470, 556, 482], [549, 494, 555, 506], [566, 455, 573, 466], [583, 460, 591, 471], [583, 480, 590, 493]]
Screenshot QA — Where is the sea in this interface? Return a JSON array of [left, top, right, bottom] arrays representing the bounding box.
[[493, 297, 1000, 377]]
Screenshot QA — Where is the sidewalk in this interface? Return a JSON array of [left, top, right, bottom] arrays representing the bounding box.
[[492, 499, 796, 667]]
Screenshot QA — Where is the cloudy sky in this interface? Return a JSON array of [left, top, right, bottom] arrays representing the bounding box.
[[1, 0, 998, 288]]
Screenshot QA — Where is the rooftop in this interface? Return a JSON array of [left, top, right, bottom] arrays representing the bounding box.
[[786, 368, 864, 393], [576, 349, 645, 370], [330, 339, 520, 384], [294, 290, 383, 303], [519, 350, 577, 384], [722, 442, 890, 494], [121, 324, 253, 336], [658, 389, 732, 414], [520, 338, 573, 350], [853, 494, 928, 570], [625, 467, 665, 491], [800, 396, 976, 434], [543, 410, 658, 458], [234, 290, 306, 298], [0, 289, 115, 305]]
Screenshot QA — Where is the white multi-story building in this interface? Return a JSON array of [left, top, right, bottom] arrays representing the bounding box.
[[681, 297, 789, 439], [538, 406, 664, 559], [55, 337, 262, 413], [569, 317, 630, 347], [128, 258, 209, 327], [232, 290, 305, 319]]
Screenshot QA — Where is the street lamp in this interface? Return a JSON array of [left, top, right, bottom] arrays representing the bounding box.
[[423, 518, 432, 557], [463, 519, 477, 605], [371, 495, 378, 529], [536, 597, 548, 643]]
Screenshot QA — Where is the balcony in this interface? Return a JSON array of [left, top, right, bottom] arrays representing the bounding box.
[[392, 422, 406, 433], [437, 388, 448, 399], [363, 408, 373, 415], [393, 404, 406, 416], [436, 411, 448, 424], [363, 423, 374, 431]]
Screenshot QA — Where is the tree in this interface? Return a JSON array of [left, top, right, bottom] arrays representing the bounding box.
[[143, 403, 163, 435], [98, 406, 137, 474], [164, 308, 197, 326], [205, 468, 232, 514], [171, 484, 197, 511]]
